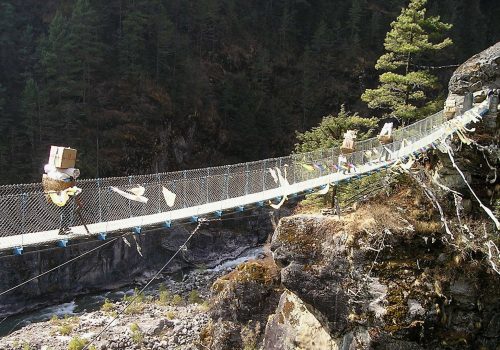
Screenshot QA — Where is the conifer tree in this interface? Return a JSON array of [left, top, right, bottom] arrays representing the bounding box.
[[119, 2, 148, 79], [68, 0, 104, 104], [295, 105, 377, 153], [153, 2, 174, 83], [361, 0, 452, 124], [20, 78, 39, 154], [39, 11, 74, 142]]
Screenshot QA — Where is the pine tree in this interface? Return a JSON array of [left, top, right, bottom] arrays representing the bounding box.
[[68, 0, 104, 105], [295, 105, 378, 153], [18, 78, 40, 177], [152, 1, 174, 83], [119, 1, 149, 79], [348, 0, 364, 50], [361, 0, 452, 124], [39, 11, 76, 143], [20, 79, 39, 158]]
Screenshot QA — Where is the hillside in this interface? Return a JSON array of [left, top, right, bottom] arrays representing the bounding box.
[[0, 0, 499, 184]]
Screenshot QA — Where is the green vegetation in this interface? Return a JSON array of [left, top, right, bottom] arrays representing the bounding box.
[[67, 337, 88, 350], [123, 288, 146, 315], [0, 0, 497, 184], [294, 105, 377, 153], [188, 290, 203, 304], [166, 310, 176, 320], [198, 300, 211, 312], [171, 294, 184, 306], [157, 284, 171, 305], [101, 298, 115, 313], [362, 0, 452, 124], [129, 323, 144, 345], [50, 315, 79, 336]]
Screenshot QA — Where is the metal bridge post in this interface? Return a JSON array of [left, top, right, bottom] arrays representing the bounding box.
[[21, 193, 27, 237], [128, 175, 133, 218], [183, 170, 187, 208], [245, 164, 249, 195], [156, 174, 162, 213], [262, 160, 266, 191], [206, 169, 210, 204], [225, 166, 230, 199], [97, 178, 103, 222]]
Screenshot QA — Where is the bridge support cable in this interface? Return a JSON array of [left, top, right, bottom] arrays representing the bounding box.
[[0, 233, 129, 297], [0, 99, 494, 250], [82, 219, 206, 350]]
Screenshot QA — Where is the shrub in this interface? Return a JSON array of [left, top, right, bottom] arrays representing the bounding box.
[[171, 294, 183, 306], [166, 311, 176, 320], [123, 288, 146, 303], [67, 337, 88, 350], [59, 323, 73, 336], [198, 300, 211, 312], [129, 323, 144, 344], [101, 298, 115, 313], [124, 301, 145, 315], [123, 288, 146, 314], [158, 288, 171, 305], [188, 290, 203, 304]]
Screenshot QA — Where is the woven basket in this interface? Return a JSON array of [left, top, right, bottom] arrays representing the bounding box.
[[340, 147, 355, 154], [42, 174, 75, 193], [378, 135, 393, 144]]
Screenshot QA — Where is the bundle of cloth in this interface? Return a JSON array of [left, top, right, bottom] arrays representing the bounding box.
[[44, 164, 80, 182]]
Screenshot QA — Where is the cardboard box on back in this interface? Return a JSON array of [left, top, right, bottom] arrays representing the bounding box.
[[49, 146, 77, 168]]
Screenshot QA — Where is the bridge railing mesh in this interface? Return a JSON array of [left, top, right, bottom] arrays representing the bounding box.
[[0, 111, 444, 239]]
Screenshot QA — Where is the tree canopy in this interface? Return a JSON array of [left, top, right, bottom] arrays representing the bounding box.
[[0, 0, 498, 184], [294, 106, 377, 153], [361, 0, 452, 124]]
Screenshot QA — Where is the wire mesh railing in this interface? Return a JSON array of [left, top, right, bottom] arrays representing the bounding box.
[[0, 110, 445, 239]]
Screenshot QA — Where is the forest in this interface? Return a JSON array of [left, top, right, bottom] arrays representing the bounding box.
[[0, 0, 499, 184]]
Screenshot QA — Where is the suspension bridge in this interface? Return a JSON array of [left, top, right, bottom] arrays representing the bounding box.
[[0, 98, 494, 254]]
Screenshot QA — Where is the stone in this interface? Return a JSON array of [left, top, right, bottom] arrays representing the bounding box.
[[407, 299, 425, 318], [263, 290, 337, 350], [449, 42, 500, 95]]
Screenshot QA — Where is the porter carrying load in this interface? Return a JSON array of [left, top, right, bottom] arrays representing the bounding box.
[[42, 146, 79, 197], [42, 146, 84, 235], [340, 130, 357, 154], [378, 122, 394, 144]]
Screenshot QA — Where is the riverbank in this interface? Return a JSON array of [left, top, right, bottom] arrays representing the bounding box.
[[0, 246, 266, 349]]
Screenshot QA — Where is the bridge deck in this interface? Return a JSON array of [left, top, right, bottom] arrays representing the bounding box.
[[0, 102, 488, 252]]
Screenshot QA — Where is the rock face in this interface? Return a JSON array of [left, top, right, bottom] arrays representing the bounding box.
[[445, 42, 500, 118], [0, 208, 286, 316], [267, 200, 500, 349], [200, 259, 281, 350], [264, 290, 338, 350], [449, 42, 500, 95]]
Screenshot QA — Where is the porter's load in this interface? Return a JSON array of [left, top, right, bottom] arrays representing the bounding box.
[[378, 122, 393, 144], [340, 130, 357, 154], [444, 98, 457, 119], [42, 146, 80, 197], [49, 146, 77, 168]]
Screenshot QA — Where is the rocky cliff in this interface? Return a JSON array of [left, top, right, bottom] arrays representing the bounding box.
[[0, 208, 285, 317], [202, 43, 500, 350]]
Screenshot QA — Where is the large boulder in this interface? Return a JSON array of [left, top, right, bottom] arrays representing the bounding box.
[[446, 42, 500, 117], [268, 198, 500, 349], [200, 259, 281, 350], [449, 42, 500, 95]]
